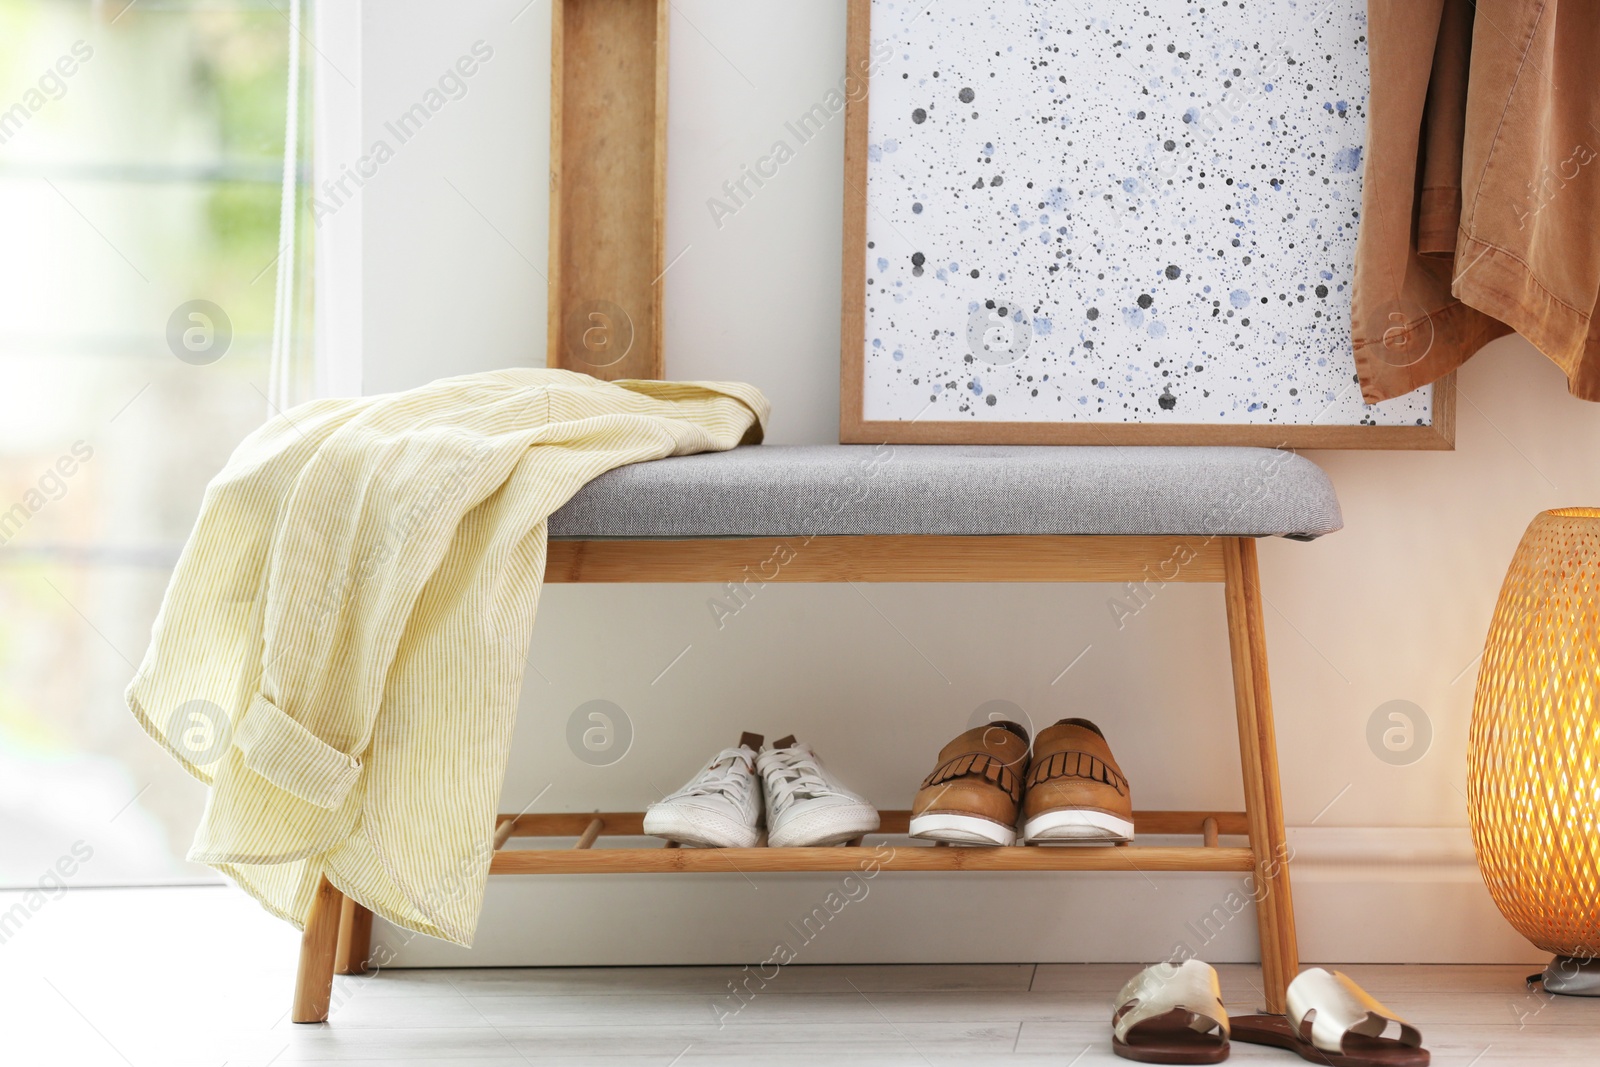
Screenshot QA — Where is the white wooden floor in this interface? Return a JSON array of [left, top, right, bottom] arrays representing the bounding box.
[[0, 887, 1588, 1065]]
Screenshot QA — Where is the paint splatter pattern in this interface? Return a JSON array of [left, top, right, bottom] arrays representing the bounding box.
[[861, 0, 1432, 427]]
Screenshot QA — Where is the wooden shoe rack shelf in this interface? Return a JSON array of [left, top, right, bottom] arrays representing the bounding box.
[[483, 809, 1251, 874]]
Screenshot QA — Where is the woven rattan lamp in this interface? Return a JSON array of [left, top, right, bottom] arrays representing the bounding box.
[[1470, 508, 1600, 995]]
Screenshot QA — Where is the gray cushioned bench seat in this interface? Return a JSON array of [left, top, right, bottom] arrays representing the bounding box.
[[549, 445, 1341, 541]]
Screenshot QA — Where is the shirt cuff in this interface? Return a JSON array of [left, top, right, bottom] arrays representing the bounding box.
[[234, 692, 362, 809]]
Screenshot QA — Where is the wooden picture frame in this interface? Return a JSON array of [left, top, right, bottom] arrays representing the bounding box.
[[837, 0, 1454, 449]]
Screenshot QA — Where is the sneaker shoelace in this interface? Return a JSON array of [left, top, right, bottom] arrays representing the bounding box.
[[761, 745, 847, 818], [672, 748, 757, 806]]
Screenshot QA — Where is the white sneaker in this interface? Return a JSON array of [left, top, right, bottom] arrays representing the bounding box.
[[757, 737, 880, 847], [644, 742, 762, 848]]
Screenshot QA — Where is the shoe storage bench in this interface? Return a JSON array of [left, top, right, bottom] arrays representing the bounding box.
[[293, 445, 1342, 1023]]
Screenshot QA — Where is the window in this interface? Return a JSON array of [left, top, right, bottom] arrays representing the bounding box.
[[0, 0, 311, 885]]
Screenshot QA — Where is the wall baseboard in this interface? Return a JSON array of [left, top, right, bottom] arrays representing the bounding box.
[[383, 826, 1547, 967], [1285, 826, 1543, 964]]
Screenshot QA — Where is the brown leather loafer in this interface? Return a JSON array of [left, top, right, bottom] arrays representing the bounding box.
[[908, 721, 1030, 846], [1021, 718, 1134, 844]]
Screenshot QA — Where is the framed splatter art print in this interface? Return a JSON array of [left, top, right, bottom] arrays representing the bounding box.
[[838, 0, 1454, 448]]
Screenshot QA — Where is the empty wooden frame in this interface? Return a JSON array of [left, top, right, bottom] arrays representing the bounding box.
[[548, 0, 668, 380]]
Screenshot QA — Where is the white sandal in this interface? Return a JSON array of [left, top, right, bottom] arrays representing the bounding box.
[[1231, 968, 1428, 1066], [1111, 959, 1231, 1063]]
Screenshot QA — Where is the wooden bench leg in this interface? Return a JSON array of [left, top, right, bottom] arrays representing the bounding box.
[[1222, 537, 1299, 1015], [292, 875, 343, 1023], [334, 896, 374, 975]]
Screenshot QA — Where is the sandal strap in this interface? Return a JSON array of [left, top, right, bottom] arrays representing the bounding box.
[[1287, 968, 1422, 1054], [919, 751, 1024, 804], [1025, 748, 1129, 796], [1113, 959, 1229, 1043]]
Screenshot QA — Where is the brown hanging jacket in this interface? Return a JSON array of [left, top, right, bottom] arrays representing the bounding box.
[[1354, 0, 1600, 402]]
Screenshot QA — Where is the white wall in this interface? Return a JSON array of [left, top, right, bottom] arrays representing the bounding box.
[[318, 0, 1597, 967]]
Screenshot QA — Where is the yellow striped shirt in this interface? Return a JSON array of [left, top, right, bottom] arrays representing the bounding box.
[[127, 369, 768, 944]]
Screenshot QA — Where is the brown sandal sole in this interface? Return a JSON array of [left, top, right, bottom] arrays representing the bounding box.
[[1231, 1014, 1429, 1066], [1112, 1008, 1230, 1064]]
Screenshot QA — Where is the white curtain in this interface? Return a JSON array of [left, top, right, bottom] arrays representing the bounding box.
[[267, 0, 308, 412]]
